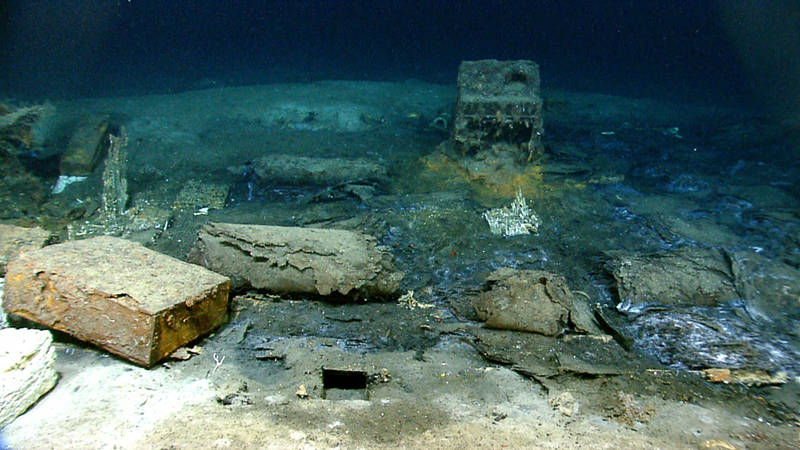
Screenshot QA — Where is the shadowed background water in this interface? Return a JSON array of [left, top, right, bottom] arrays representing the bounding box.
[[1, 0, 798, 115]]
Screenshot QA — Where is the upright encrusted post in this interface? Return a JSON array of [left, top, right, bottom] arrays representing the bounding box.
[[102, 127, 128, 215]]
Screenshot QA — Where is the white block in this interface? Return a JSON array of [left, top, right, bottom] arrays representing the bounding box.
[[0, 328, 58, 428]]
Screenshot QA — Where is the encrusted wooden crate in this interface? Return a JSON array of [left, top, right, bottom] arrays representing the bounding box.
[[452, 59, 544, 161], [2, 236, 230, 367]]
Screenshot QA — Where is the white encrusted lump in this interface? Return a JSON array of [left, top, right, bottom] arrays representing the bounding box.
[[0, 328, 58, 428], [483, 189, 541, 237]]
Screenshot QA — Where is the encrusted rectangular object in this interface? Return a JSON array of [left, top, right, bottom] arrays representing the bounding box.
[[2, 236, 230, 367], [452, 59, 544, 161], [187, 222, 403, 299], [60, 114, 109, 176]]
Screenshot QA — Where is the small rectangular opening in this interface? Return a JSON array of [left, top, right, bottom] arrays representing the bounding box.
[[322, 367, 368, 400], [322, 368, 367, 389]]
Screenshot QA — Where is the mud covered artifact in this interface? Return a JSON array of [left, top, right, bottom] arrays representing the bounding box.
[[0, 224, 52, 275], [60, 114, 110, 177], [188, 222, 404, 299], [3, 236, 230, 367], [607, 247, 738, 307], [0, 104, 55, 216], [452, 59, 544, 162], [0, 103, 55, 158], [609, 246, 800, 316], [233, 154, 388, 187], [472, 268, 601, 335]]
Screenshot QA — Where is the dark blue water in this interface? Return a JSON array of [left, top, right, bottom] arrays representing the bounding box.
[[2, 0, 798, 112]]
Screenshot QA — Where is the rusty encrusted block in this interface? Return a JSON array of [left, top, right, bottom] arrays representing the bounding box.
[[452, 59, 544, 161], [2, 236, 230, 367]]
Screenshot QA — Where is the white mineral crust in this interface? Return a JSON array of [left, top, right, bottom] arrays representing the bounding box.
[[0, 328, 58, 428], [483, 190, 541, 237]]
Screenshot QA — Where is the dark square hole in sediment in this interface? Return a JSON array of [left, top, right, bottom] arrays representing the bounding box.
[[322, 368, 368, 390], [322, 368, 369, 400]]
